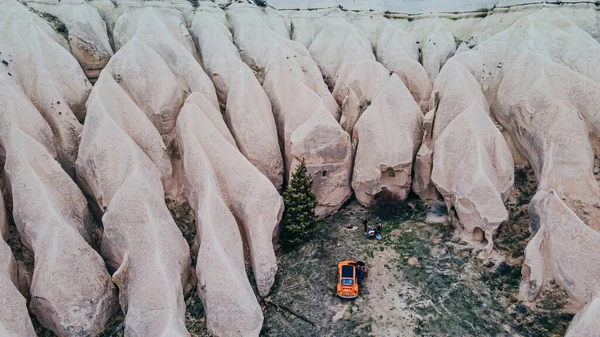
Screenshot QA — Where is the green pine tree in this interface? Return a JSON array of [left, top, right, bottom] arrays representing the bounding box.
[[280, 159, 318, 250]]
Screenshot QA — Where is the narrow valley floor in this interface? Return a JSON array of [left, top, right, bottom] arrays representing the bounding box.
[[261, 196, 575, 337]]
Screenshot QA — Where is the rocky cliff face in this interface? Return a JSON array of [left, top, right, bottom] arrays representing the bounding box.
[[1, 0, 600, 335]]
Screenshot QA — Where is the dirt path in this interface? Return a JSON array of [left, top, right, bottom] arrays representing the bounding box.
[[361, 240, 418, 337]]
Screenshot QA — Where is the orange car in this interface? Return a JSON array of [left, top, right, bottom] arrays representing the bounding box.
[[336, 260, 367, 299]]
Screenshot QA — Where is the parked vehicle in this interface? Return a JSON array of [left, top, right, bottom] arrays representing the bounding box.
[[336, 260, 368, 299]]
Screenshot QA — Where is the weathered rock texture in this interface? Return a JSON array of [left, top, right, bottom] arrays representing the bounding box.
[[0, 188, 36, 337], [351, 75, 423, 206], [523, 191, 600, 320], [373, 20, 432, 113], [454, 9, 600, 107], [495, 51, 600, 229], [414, 58, 492, 202], [565, 297, 600, 337], [417, 59, 513, 250], [25, 0, 114, 82], [177, 92, 283, 336], [486, 14, 600, 334], [307, 17, 423, 206], [228, 3, 352, 217], [76, 7, 194, 336], [0, 70, 118, 336], [411, 20, 457, 84], [190, 5, 284, 190], [0, 0, 91, 176], [308, 16, 383, 134]]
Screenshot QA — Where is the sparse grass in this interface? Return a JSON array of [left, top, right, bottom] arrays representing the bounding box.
[[264, 171, 574, 337], [32, 317, 55, 337], [97, 310, 125, 337], [388, 221, 506, 337], [165, 197, 196, 252], [480, 164, 574, 337]]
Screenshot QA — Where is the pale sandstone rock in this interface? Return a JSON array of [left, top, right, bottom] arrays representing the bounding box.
[[264, 7, 292, 38], [26, 0, 114, 81], [454, 9, 600, 105], [177, 97, 264, 337], [494, 51, 600, 227], [431, 103, 514, 251], [228, 4, 340, 119], [333, 60, 389, 134], [113, 7, 219, 112], [289, 15, 316, 47], [413, 58, 489, 201], [287, 8, 343, 47], [412, 110, 438, 202], [307, 17, 379, 107], [522, 190, 600, 304], [308, 17, 423, 205], [190, 7, 284, 190], [350, 13, 394, 49], [109, 6, 228, 198], [0, 188, 36, 337], [78, 75, 191, 337], [413, 22, 456, 84], [180, 93, 283, 297], [349, 13, 431, 112], [77, 8, 196, 336], [376, 24, 432, 113], [0, 0, 90, 175], [228, 4, 352, 216], [0, 72, 118, 336], [308, 18, 375, 87], [284, 94, 353, 217], [352, 74, 423, 206], [565, 298, 600, 337]]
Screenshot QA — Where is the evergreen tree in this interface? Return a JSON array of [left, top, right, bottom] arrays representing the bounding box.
[[280, 159, 318, 250]]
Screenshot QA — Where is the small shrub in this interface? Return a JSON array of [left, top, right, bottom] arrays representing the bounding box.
[[279, 159, 318, 250]]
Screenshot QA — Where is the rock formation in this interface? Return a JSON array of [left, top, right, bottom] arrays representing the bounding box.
[[454, 9, 600, 105], [566, 298, 600, 337], [308, 17, 384, 134], [352, 75, 422, 205], [190, 5, 284, 190], [177, 92, 283, 336], [0, 0, 91, 175], [0, 70, 118, 336], [495, 51, 600, 229], [488, 14, 600, 333], [25, 0, 114, 82], [76, 7, 194, 336], [411, 20, 456, 84], [413, 58, 491, 202], [523, 190, 600, 304], [307, 17, 423, 206], [0, 189, 36, 337], [415, 59, 513, 250], [352, 75, 423, 206], [374, 22, 432, 113], [228, 3, 352, 216], [346, 13, 431, 111]]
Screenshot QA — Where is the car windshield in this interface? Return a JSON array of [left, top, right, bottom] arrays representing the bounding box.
[[341, 265, 354, 278], [341, 279, 354, 286]]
